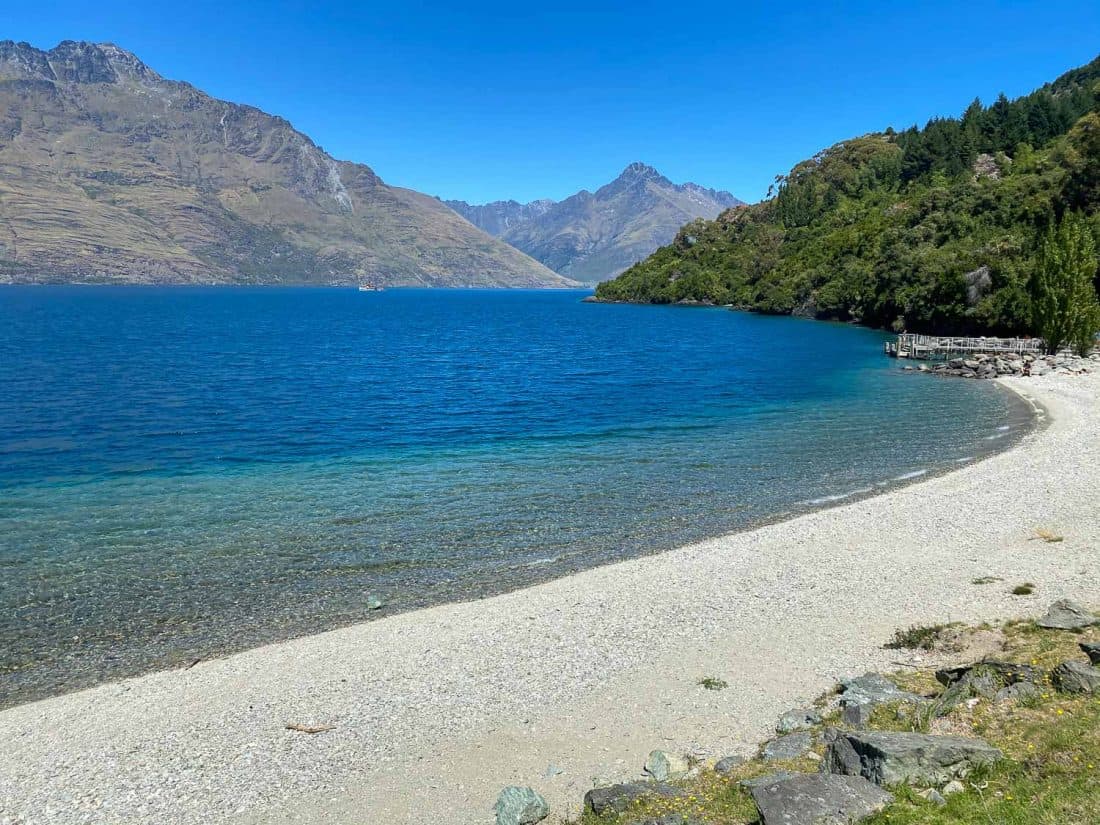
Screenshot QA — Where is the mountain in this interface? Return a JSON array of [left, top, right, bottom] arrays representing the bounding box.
[[445, 163, 743, 283], [596, 56, 1100, 335], [0, 41, 574, 287], [440, 198, 555, 237]]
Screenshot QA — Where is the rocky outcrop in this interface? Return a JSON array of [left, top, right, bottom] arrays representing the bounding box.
[[749, 773, 893, 825], [762, 732, 814, 762], [825, 731, 1002, 786]]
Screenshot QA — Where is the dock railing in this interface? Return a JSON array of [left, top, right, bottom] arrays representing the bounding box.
[[885, 334, 1045, 360]]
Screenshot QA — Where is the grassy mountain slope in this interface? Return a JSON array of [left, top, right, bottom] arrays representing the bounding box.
[[596, 57, 1100, 334], [0, 41, 573, 287], [448, 163, 742, 284]]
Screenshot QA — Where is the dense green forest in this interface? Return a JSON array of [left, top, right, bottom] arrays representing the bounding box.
[[595, 56, 1100, 335]]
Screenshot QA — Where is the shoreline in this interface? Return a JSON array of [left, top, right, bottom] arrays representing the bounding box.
[[0, 377, 1033, 712], [2, 373, 1098, 824]]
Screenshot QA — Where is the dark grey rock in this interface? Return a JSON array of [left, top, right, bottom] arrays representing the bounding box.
[[762, 732, 813, 761], [584, 782, 683, 816], [494, 786, 549, 825], [838, 673, 922, 707], [777, 707, 823, 734], [1036, 599, 1098, 630], [935, 660, 1042, 688], [995, 681, 1040, 702], [749, 773, 893, 825], [1080, 642, 1100, 665], [824, 731, 1002, 786], [740, 771, 797, 790], [1052, 660, 1100, 694], [842, 703, 874, 729], [713, 755, 746, 775]]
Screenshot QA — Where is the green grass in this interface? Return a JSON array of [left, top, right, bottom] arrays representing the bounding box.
[[698, 676, 729, 691], [567, 621, 1100, 825], [885, 624, 951, 651], [1013, 583, 1037, 596]]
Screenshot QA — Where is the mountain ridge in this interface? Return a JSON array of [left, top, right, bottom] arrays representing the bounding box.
[[0, 40, 575, 287], [444, 163, 743, 283]]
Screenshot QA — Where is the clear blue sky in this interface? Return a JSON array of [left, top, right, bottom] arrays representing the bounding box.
[[7, 1, 1100, 203]]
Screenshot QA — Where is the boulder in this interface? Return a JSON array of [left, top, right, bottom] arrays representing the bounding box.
[[842, 703, 874, 729], [713, 755, 746, 775], [1080, 642, 1100, 665], [494, 787, 549, 825], [917, 788, 947, 806], [643, 750, 689, 781], [935, 660, 1042, 688], [995, 681, 1040, 702], [777, 707, 823, 734], [749, 773, 893, 825], [1052, 660, 1100, 694], [838, 673, 923, 707], [762, 732, 813, 761], [584, 782, 683, 816], [825, 731, 1001, 786], [1036, 599, 1098, 630], [942, 780, 965, 796], [740, 770, 796, 790]]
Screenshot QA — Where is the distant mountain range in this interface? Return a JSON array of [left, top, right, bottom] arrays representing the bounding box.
[[445, 164, 743, 283], [0, 41, 574, 287]]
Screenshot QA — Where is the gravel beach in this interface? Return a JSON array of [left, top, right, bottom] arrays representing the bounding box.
[[1, 372, 1098, 825]]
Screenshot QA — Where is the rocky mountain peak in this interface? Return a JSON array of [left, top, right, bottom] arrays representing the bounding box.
[[0, 40, 158, 85], [617, 162, 668, 184]]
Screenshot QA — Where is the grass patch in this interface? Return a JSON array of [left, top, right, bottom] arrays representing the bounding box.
[[972, 576, 1003, 585], [1012, 583, 1036, 596], [885, 624, 950, 651], [698, 676, 729, 691]]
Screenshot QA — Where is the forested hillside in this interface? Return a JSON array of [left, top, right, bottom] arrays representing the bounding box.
[[595, 56, 1100, 335]]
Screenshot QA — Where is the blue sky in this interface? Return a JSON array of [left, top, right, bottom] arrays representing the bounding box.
[[7, 1, 1100, 203]]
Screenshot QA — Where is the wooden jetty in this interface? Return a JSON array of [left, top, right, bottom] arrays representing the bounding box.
[[884, 334, 1044, 360]]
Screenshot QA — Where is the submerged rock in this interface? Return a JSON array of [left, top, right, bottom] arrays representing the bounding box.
[[1037, 599, 1098, 630], [749, 773, 893, 825], [825, 730, 1001, 786], [494, 786, 549, 825]]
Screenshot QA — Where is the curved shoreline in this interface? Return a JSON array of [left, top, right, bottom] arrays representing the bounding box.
[[1, 373, 1097, 825]]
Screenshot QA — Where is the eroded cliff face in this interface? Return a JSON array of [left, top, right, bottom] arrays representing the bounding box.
[[0, 40, 573, 286]]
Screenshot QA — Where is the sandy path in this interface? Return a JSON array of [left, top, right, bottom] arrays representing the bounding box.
[[1, 373, 1098, 825]]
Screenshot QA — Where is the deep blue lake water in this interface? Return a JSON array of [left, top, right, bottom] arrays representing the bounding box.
[[0, 287, 1029, 706]]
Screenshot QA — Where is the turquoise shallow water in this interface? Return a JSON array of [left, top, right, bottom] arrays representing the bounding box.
[[0, 287, 1029, 706]]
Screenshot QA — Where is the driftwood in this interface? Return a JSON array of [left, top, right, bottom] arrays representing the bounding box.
[[285, 723, 336, 734]]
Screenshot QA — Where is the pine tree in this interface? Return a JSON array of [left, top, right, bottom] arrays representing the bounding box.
[[1031, 212, 1100, 354]]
